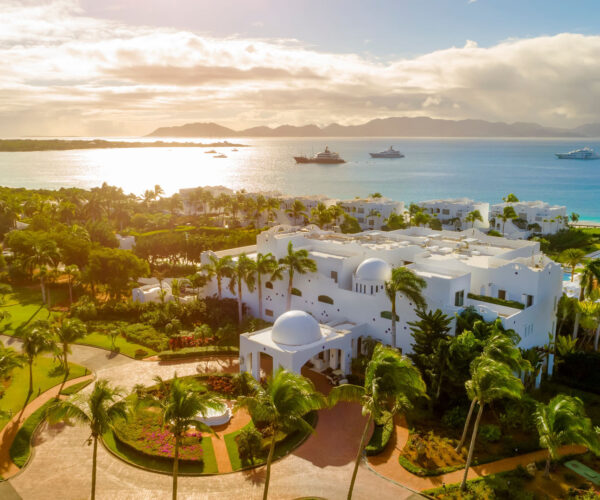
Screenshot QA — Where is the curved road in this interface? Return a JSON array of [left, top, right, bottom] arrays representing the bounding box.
[[1, 336, 422, 499]]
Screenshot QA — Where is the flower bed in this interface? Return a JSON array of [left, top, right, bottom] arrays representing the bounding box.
[[205, 375, 236, 396]]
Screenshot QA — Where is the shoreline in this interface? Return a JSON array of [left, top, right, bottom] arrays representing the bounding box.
[[0, 139, 248, 152]]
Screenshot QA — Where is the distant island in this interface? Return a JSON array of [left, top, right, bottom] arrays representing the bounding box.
[[147, 116, 599, 138], [0, 139, 247, 152]]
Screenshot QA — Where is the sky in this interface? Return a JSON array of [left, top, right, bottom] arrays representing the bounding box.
[[2, 0, 600, 136]]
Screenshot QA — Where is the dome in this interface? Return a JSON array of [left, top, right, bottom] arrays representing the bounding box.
[[271, 310, 323, 346], [356, 258, 392, 282]]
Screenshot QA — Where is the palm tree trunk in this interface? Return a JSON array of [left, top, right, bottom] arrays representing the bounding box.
[[263, 435, 276, 500], [68, 279, 73, 306], [460, 402, 484, 491], [348, 413, 373, 500], [258, 275, 263, 318], [237, 281, 243, 325], [217, 277, 222, 300], [455, 398, 476, 452], [58, 347, 69, 396], [91, 434, 98, 500], [173, 435, 179, 500], [286, 274, 293, 311], [573, 312, 580, 339], [28, 360, 34, 395], [391, 300, 397, 349], [594, 324, 600, 351], [544, 453, 551, 479], [40, 277, 46, 304]]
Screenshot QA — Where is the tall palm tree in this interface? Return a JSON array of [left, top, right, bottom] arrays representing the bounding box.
[[465, 210, 483, 228], [275, 241, 317, 311], [329, 344, 427, 499], [498, 206, 518, 235], [54, 318, 87, 394], [559, 248, 586, 283], [255, 253, 278, 318], [0, 340, 24, 379], [157, 375, 222, 500], [22, 322, 56, 396], [460, 358, 524, 491], [47, 379, 126, 500], [384, 267, 427, 349], [534, 394, 599, 478], [286, 199, 307, 226], [310, 202, 333, 229], [328, 204, 346, 227], [228, 254, 257, 324], [64, 264, 80, 306], [235, 369, 326, 500], [25, 240, 60, 304], [266, 197, 281, 224], [170, 278, 182, 304], [571, 258, 600, 338], [502, 193, 519, 203], [203, 255, 234, 300], [578, 299, 600, 350], [411, 211, 431, 227]]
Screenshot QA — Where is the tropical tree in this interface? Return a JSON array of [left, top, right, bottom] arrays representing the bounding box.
[[578, 299, 600, 350], [255, 252, 278, 318], [502, 193, 519, 203], [556, 295, 577, 335], [170, 278, 182, 304], [465, 210, 483, 228], [328, 204, 346, 227], [235, 369, 326, 500], [498, 206, 518, 235], [534, 394, 599, 478], [286, 199, 307, 225], [571, 212, 580, 223], [383, 212, 407, 230], [64, 264, 80, 306], [228, 254, 257, 324], [47, 379, 127, 500], [310, 202, 333, 229], [384, 267, 427, 349], [572, 259, 600, 338], [22, 322, 57, 395], [266, 197, 281, 224], [329, 345, 427, 499], [54, 318, 87, 394], [275, 241, 317, 311], [0, 340, 24, 379], [25, 239, 60, 303], [203, 254, 234, 300], [559, 249, 586, 282], [460, 358, 525, 490], [411, 210, 431, 228]]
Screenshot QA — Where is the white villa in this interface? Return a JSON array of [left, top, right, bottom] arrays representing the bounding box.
[[338, 196, 405, 230], [418, 198, 489, 231], [201, 224, 562, 379], [490, 201, 568, 238]]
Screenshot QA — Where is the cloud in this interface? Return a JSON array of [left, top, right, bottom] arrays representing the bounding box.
[[2, 0, 600, 135]]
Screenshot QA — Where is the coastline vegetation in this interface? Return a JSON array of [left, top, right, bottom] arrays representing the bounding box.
[[0, 139, 247, 152]]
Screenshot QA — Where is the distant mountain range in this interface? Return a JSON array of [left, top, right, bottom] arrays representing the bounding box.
[[147, 117, 600, 138]]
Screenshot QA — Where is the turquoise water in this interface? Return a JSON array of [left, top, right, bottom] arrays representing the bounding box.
[[0, 137, 599, 219]]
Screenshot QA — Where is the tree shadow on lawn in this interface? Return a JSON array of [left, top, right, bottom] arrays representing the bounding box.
[[241, 464, 266, 485]]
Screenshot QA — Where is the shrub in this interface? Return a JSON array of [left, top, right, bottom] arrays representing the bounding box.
[[555, 351, 600, 394], [205, 375, 235, 396], [235, 427, 263, 465], [441, 406, 468, 429], [157, 345, 239, 360], [498, 396, 537, 432], [70, 295, 97, 321], [365, 413, 394, 455], [134, 349, 148, 359], [479, 424, 501, 443], [467, 292, 525, 310], [122, 323, 168, 351]]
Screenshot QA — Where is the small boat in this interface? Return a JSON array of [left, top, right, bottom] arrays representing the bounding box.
[[205, 150, 217, 154], [231, 148, 239, 152], [294, 146, 345, 164], [214, 154, 227, 158], [369, 146, 405, 158], [555, 147, 600, 160]]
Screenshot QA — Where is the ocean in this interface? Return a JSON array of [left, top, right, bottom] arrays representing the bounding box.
[[1, 137, 599, 220]]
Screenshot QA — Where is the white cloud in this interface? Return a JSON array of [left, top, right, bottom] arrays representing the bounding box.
[[2, 0, 600, 135]]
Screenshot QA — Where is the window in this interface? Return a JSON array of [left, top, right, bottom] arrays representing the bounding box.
[[265, 281, 273, 289], [498, 289, 506, 300], [357, 208, 364, 214], [442, 209, 450, 215], [369, 220, 374, 226], [526, 294, 534, 307], [358, 217, 364, 223], [454, 290, 464, 307], [330, 271, 338, 283], [291, 288, 302, 296], [318, 295, 334, 304], [265, 309, 273, 317], [370, 285, 373, 294]]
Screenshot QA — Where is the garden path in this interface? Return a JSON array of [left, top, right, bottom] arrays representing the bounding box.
[[367, 416, 588, 491]]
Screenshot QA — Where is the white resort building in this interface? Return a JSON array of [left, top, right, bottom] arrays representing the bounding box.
[[201, 224, 562, 379], [490, 201, 568, 238], [418, 198, 489, 231], [338, 196, 405, 230]]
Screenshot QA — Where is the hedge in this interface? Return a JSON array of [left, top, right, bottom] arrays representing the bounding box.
[[554, 351, 600, 394], [467, 292, 524, 310], [365, 414, 394, 455], [157, 345, 239, 360]]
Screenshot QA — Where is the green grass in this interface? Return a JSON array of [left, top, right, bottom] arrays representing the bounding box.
[[0, 357, 88, 430], [76, 331, 156, 358], [102, 429, 218, 474], [0, 289, 54, 336], [9, 400, 53, 468], [224, 423, 252, 471], [59, 379, 92, 396]]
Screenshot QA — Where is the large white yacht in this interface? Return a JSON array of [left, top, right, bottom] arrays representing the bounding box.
[[369, 146, 405, 158], [555, 147, 600, 160], [294, 146, 346, 164]]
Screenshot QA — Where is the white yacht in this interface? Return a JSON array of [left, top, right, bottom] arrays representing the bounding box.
[[294, 146, 346, 164], [369, 146, 405, 159], [555, 147, 600, 160]]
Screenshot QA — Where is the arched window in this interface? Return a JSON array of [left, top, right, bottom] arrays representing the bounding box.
[[318, 295, 334, 305], [291, 287, 302, 296]]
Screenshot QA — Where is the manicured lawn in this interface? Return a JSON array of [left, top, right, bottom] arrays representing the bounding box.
[[59, 379, 92, 396], [0, 357, 88, 430], [9, 400, 53, 468], [224, 424, 252, 471], [0, 289, 54, 335], [76, 331, 156, 358]]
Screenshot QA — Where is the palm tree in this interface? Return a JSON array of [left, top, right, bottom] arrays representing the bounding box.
[[328, 204, 346, 227], [571, 212, 580, 223], [460, 358, 524, 491], [411, 210, 431, 227], [465, 210, 483, 228], [556, 295, 577, 335], [228, 254, 257, 324], [559, 249, 586, 283], [170, 278, 182, 304], [286, 199, 307, 225], [329, 344, 426, 499], [266, 197, 281, 224], [157, 375, 222, 500], [25, 240, 60, 304], [252, 195, 268, 227], [47, 379, 127, 500], [54, 318, 87, 394], [22, 322, 56, 396], [498, 206, 518, 235], [534, 394, 599, 478], [64, 264, 80, 306], [235, 369, 326, 500], [255, 253, 278, 318], [275, 241, 317, 311], [384, 267, 427, 349], [502, 193, 519, 203], [578, 299, 600, 350], [203, 255, 234, 300], [0, 340, 24, 379], [572, 259, 600, 338], [310, 202, 333, 229]]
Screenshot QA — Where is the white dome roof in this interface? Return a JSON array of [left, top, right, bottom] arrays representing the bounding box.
[[271, 311, 323, 346], [356, 258, 392, 282]]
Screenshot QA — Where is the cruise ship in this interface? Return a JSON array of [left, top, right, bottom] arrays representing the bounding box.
[[294, 146, 346, 164], [369, 146, 405, 159], [555, 147, 600, 160]]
